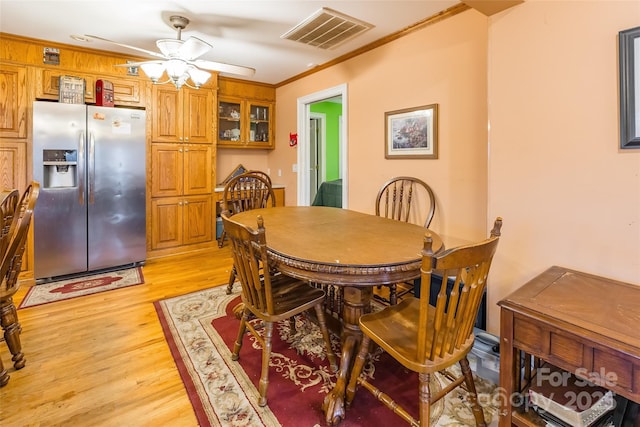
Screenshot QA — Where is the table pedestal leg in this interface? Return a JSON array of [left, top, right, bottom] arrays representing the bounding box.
[[323, 286, 371, 426]]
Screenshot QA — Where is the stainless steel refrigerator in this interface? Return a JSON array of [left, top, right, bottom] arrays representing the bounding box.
[[32, 101, 146, 281]]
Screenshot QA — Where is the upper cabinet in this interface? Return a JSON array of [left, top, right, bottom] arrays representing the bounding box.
[[216, 78, 275, 149], [151, 85, 214, 144], [217, 96, 274, 149], [0, 63, 27, 139], [34, 68, 146, 107]]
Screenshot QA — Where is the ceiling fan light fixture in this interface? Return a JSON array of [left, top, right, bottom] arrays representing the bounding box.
[[157, 39, 184, 57], [188, 67, 211, 88], [165, 59, 189, 81], [139, 62, 165, 82], [92, 14, 255, 89]]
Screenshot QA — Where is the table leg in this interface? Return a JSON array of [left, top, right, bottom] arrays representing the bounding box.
[[499, 308, 515, 427], [323, 286, 372, 426]]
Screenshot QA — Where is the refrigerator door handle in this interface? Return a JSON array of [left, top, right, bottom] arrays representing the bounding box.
[[78, 131, 86, 206], [88, 132, 96, 204]]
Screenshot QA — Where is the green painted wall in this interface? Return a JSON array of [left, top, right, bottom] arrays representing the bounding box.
[[310, 101, 342, 181]]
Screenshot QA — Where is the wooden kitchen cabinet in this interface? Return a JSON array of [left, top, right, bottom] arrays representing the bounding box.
[[216, 78, 275, 149], [0, 63, 27, 139], [150, 143, 213, 251], [217, 96, 274, 149], [150, 195, 213, 250], [151, 85, 214, 143], [34, 68, 146, 107], [150, 144, 212, 197]]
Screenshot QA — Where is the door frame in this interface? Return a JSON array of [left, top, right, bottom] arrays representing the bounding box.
[[296, 83, 348, 207], [309, 112, 327, 203]]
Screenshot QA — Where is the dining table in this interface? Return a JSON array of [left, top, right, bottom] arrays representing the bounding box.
[[231, 205, 444, 425]]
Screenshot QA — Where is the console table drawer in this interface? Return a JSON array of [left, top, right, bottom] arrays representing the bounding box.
[[513, 312, 640, 399]]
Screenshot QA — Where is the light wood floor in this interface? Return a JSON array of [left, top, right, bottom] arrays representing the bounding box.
[[0, 246, 235, 426]]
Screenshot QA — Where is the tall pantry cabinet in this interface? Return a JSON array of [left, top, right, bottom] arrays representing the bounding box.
[[149, 84, 216, 254], [0, 64, 28, 270]]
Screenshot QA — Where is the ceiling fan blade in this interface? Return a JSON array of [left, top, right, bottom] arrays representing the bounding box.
[[192, 59, 255, 77], [114, 60, 164, 67], [180, 36, 213, 61], [84, 34, 166, 59]]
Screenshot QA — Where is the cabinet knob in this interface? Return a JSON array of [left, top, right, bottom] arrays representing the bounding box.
[[179, 148, 183, 152]]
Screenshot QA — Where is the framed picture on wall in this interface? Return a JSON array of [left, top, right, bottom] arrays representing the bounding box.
[[619, 26, 640, 149], [385, 104, 438, 159]]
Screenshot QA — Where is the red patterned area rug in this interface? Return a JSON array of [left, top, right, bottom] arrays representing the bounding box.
[[18, 267, 144, 309], [154, 286, 500, 427]]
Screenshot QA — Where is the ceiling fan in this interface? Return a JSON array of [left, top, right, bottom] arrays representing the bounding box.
[[85, 15, 255, 89]]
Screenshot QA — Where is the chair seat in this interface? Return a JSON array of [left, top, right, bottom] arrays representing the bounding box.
[[359, 298, 474, 373], [244, 274, 326, 322]]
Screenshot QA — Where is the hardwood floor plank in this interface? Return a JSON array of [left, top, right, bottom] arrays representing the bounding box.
[[0, 246, 234, 426]]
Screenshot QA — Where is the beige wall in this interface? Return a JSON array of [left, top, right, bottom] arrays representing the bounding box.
[[487, 0, 640, 332], [221, 0, 640, 335], [273, 10, 490, 242]]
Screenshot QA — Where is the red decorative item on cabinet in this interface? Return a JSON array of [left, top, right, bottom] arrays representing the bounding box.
[[95, 79, 114, 107]]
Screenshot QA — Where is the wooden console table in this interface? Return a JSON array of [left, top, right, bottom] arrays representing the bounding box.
[[498, 266, 640, 426]]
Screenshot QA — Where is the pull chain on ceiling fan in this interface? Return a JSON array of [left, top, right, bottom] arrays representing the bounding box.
[[85, 15, 255, 90]]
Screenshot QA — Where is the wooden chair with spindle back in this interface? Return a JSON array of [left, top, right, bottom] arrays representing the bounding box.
[[345, 217, 503, 427], [375, 176, 436, 305], [0, 182, 40, 386], [1, 189, 20, 257], [220, 171, 276, 294], [222, 211, 338, 407], [0, 189, 20, 387]]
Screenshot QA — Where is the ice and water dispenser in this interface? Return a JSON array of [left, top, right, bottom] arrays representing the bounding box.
[[42, 149, 77, 188]]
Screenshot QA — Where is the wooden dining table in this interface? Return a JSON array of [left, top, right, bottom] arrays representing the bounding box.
[[231, 206, 443, 425]]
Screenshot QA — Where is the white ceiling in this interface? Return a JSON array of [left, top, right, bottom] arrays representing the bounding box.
[[0, 0, 461, 85]]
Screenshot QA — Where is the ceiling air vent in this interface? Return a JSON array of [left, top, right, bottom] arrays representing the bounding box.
[[281, 7, 374, 50]]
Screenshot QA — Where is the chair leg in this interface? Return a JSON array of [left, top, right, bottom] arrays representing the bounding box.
[[288, 316, 296, 335], [460, 357, 486, 427], [346, 334, 371, 406], [258, 321, 274, 407], [231, 308, 250, 361], [0, 354, 9, 387], [218, 230, 226, 248], [0, 298, 25, 369], [226, 265, 237, 295], [313, 304, 338, 372], [418, 372, 432, 426], [388, 284, 398, 305]]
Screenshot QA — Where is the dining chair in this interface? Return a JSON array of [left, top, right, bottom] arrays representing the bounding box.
[[245, 169, 273, 185], [375, 176, 436, 305], [345, 217, 502, 427], [218, 171, 275, 249], [0, 182, 40, 383], [220, 171, 276, 295], [1, 189, 20, 257], [221, 211, 338, 406], [0, 189, 20, 387]]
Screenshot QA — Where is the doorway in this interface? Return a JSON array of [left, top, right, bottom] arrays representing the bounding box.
[[308, 114, 324, 203], [296, 84, 348, 207]]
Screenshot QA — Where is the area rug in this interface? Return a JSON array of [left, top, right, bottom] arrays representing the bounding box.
[[154, 286, 500, 427], [18, 267, 144, 309]]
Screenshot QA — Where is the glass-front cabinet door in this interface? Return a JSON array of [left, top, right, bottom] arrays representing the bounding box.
[[217, 98, 242, 144], [217, 97, 274, 149], [247, 102, 272, 148]]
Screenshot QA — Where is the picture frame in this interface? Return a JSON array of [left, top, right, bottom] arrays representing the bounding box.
[[385, 104, 438, 159], [619, 26, 640, 149], [220, 164, 247, 185]]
